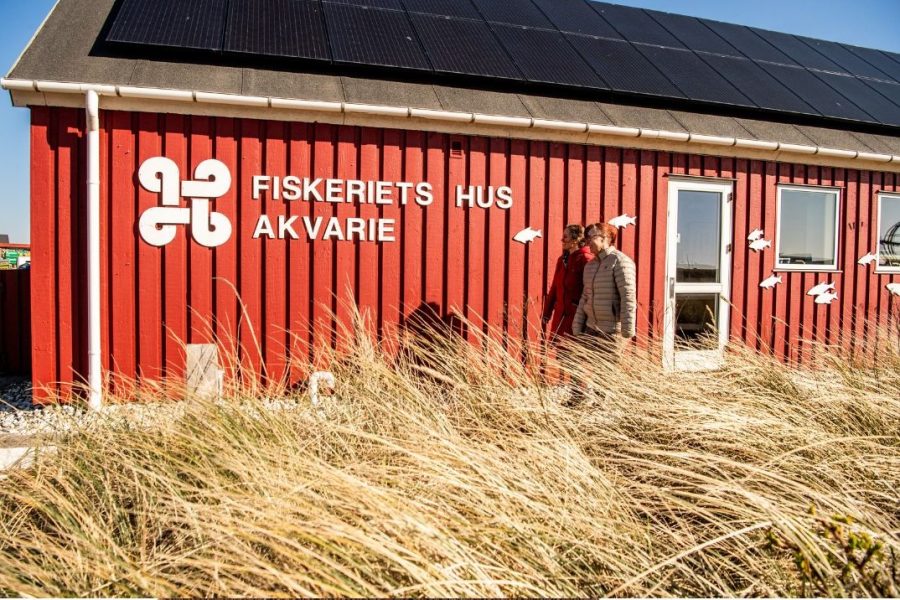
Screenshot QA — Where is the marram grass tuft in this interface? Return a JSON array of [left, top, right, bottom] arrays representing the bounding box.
[[1, 316, 898, 597]]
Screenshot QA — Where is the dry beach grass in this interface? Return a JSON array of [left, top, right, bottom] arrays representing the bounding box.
[[0, 317, 898, 597]]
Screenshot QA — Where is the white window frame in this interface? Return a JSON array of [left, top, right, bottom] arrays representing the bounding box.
[[774, 184, 841, 272], [876, 192, 900, 274]]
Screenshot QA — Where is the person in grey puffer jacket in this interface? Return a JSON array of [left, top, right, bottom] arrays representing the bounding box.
[[572, 223, 637, 351]]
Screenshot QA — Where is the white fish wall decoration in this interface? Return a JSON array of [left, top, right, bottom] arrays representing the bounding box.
[[747, 229, 764, 242], [749, 238, 771, 252], [608, 214, 637, 229], [807, 282, 836, 296], [759, 275, 782, 289], [815, 291, 838, 305], [858, 253, 877, 266], [309, 371, 336, 407], [887, 283, 900, 296], [513, 227, 542, 244]]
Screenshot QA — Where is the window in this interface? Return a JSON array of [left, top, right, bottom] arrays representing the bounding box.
[[776, 185, 840, 271], [878, 193, 900, 272]]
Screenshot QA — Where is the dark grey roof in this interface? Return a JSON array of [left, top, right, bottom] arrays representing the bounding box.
[[6, 0, 900, 160]]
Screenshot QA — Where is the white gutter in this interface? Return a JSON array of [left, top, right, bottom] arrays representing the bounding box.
[[3, 78, 899, 166], [85, 90, 102, 411]]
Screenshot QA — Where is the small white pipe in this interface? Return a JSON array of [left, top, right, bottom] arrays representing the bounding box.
[[689, 133, 736, 146], [588, 123, 641, 137], [532, 118, 588, 132], [473, 114, 533, 128], [85, 90, 102, 411], [410, 107, 473, 122]]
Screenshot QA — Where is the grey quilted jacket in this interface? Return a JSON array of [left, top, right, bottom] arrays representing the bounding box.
[[572, 247, 637, 338]]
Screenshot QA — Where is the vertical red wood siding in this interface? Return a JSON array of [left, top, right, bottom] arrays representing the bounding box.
[[29, 108, 900, 399]]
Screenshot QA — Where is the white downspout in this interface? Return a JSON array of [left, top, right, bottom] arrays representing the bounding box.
[[85, 90, 102, 410]]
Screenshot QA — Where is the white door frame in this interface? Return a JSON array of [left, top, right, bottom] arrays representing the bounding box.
[[664, 178, 733, 371]]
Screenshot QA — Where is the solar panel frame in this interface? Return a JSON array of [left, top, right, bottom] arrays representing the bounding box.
[[758, 62, 875, 122], [225, 0, 331, 61], [796, 36, 893, 80], [469, 0, 553, 29], [751, 29, 844, 72], [409, 14, 521, 79], [840, 45, 900, 83], [814, 72, 900, 126], [324, 3, 432, 70], [107, 0, 227, 51], [402, 0, 482, 20], [490, 24, 608, 88], [702, 20, 796, 65], [643, 10, 739, 57], [861, 79, 900, 109], [589, 2, 686, 48], [323, 0, 404, 10], [565, 35, 684, 98], [636, 45, 753, 106], [702, 54, 815, 114], [529, 0, 623, 39]]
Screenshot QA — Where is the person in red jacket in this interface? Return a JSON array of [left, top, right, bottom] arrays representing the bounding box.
[[542, 224, 595, 340]]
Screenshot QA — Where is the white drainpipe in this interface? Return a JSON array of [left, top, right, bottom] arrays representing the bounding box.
[[85, 90, 102, 410]]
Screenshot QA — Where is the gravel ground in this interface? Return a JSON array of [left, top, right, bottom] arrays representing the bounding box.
[[0, 375, 313, 444], [0, 377, 33, 413]]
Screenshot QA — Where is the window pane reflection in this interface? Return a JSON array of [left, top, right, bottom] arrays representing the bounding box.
[[777, 188, 838, 267], [675, 294, 719, 350], [879, 196, 900, 269], [677, 190, 721, 283]]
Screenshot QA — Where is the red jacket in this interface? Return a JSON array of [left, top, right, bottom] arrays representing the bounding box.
[[543, 245, 595, 339]]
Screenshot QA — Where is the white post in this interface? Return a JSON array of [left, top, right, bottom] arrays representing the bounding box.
[[85, 90, 102, 411]]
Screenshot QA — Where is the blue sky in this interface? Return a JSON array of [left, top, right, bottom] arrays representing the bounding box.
[[1, 0, 899, 243]]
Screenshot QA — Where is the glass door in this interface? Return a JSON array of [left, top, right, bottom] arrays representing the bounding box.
[[664, 180, 732, 371]]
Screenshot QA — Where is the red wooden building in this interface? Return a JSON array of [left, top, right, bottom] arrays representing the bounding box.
[[4, 0, 900, 403]]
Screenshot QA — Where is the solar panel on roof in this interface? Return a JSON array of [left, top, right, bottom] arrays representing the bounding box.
[[589, 2, 685, 48], [225, 0, 330, 61], [100, 0, 900, 132], [702, 54, 815, 114], [323, 3, 431, 70], [636, 45, 753, 106], [797, 37, 892, 80], [751, 29, 843, 72], [840, 45, 900, 83], [107, 0, 227, 51], [862, 79, 900, 109], [490, 24, 607, 88], [530, 0, 622, 39], [643, 11, 738, 56], [758, 63, 874, 122], [565, 35, 683, 98], [702, 21, 795, 65], [469, 0, 553, 29], [324, 0, 404, 10], [814, 72, 900, 126], [410, 14, 521, 79], [402, 0, 481, 20]]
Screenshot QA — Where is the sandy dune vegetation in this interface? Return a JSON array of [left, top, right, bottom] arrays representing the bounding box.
[[1, 315, 898, 597]]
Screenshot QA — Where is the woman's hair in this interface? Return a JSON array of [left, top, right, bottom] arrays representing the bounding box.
[[564, 223, 585, 245], [584, 222, 618, 246]]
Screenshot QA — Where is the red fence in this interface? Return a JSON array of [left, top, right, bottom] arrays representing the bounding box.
[[29, 107, 900, 401], [0, 269, 31, 375]]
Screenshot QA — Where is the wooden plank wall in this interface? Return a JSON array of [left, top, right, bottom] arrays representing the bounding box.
[[29, 108, 900, 400]]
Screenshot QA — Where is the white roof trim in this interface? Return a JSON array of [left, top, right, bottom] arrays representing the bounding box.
[[3, 78, 898, 168]]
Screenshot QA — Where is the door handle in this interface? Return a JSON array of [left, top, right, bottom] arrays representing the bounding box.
[[669, 277, 675, 300]]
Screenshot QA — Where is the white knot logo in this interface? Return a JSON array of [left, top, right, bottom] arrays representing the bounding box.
[[138, 157, 233, 248]]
